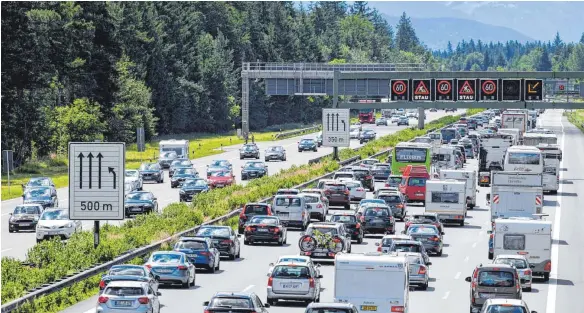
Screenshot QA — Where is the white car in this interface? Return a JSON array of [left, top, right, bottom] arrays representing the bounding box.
[[299, 192, 329, 222], [479, 299, 537, 313], [349, 126, 360, 139], [267, 260, 322, 305], [406, 111, 418, 118], [125, 169, 143, 191], [35, 208, 82, 243], [344, 180, 366, 201]]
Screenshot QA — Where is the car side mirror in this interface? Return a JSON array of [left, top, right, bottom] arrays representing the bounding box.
[[153, 197, 157, 200], [154, 275, 161, 281], [465, 277, 472, 282], [487, 230, 492, 234], [266, 272, 271, 277], [531, 311, 537, 313], [156, 291, 162, 296], [9, 213, 12, 215], [269, 263, 274, 266], [374, 242, 380, 246], [317, 274, 323, 279], [409, 286, 415, 291], [203, 301, 210, 306], [237, 234, 241, 238], [426, 262, 432, 266], [441, 232, 445, 235], [264, 303, 271, 308]]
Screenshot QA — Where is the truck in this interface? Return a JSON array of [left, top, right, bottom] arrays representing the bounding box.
[[487, 172, 543, 223], [439, 169, 477, 209], [477, 133, 514, 187], [500, 110, 528, 135], [381, 109, 393, 118], [159, 139, 190, 159], [497, 128, 520, 145], [425, 180, 467, 226], [489, 218, 552, 280], [334, 252, 410, 313], [359, 109, 375, 124], [523, 133, 558, 146]]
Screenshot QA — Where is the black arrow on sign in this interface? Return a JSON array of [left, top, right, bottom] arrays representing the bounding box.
[[335, 113, 339, 131], [108, 167, 117, 189], [326, 113, 330, 131], [77, 153, 84, 189], [97, 153, 103, 189], [87, 152, 94, 189], [341, 120, 346, 131]]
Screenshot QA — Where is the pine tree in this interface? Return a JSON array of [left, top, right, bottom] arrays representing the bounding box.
[[553, 32, 563, 49], [580, 32, 584, 44], [538, 46, 552, 71], [446, 41, 453, 55], [395, 12, 420, 52]]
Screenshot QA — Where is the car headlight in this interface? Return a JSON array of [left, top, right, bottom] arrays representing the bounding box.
[[179, 189, 185, 194], [34, 216, 39, 221], [67, 222, 74, 228], [9, 216, 16, 222]]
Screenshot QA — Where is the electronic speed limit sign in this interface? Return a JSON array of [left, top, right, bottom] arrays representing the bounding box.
[[480, 79, 499, 101], [390, 79, 409, 101], [435, 79, 454, 101]]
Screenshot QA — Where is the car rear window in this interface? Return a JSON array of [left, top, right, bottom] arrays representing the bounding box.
[[277, 190, 299, 195], [275, 197, 302, 207], [378, 195, 401, 203], [408, 226, 438, 235], [307, 309, 352, 313], [324, 184, 347, 191], [494, 258, 528, 269], [331, 215, 357, 223], [353, 170, 369, 177], [392, 244, 422, 253], [344, 181, 361, 188], [335, 173, 354, 179], [175, 241, 206, 250], [104, 286, 144, 296], [478, 270, 515, 287], [244, 205, 269, 214], [303, 195, 319, 203], [210, 297, 253, 308], [412, 215, 437, 222], [108, 267, 145, 276], [272, 265, 311, 278], [364, 207, 390, 217]]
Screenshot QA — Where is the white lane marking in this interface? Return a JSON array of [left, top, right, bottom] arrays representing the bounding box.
[[454, 272, 461, 280], [471, 242, 477, 248], [1, 213, 11, 216], [241, 285, 255, 292], [464, 256, 469, 263], [83, 309, 96, 313], [442, 291, 450, 300], [478, 231, 484, 236], [484, 221, 489, 225], [1, 248, 13, 253], [546, 111, 565, 313]]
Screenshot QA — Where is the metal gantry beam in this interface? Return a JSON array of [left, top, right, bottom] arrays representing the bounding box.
[[338, 101, 584, 110]]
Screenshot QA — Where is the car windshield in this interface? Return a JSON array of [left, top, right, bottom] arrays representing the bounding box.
[[408, 178, 427, 187], [104, 287, 145, 296], [392, 243, 422, 253], [364, 130, 375, 135], [160, 152, 176, 158], [140, 163, 159, 170], [244, 163, 264, 169], [364, 208, 390, 217], [243, 145, 256, 151], [267, 146, 282, 152], [249, 217, 278, 225], [408, 226, 438, 235], [184, 179, 207, 187], [127, 193, 151, 201], [151, 253, 182, 263], [125, 170, 139, 178], [344, 181, 361, 188], [27, 178, 50, 186], [210, 171, 230, 177], [210, 160, 229, 167], [13, 206, 41, 215], [40, 210, 68, 220], [494, 258, 528, 269], [175, 168, 196, 175], [275, 197, 302, 207], [175, 241, 207, 250], [244, 205, 269, 214], [485, 306, 528, 313], [309, 227, 338, 236], [196, 227, 231, 238], [272, 265, 311, 278], [24, 188, 51, 199], [108, 267, 146, 276], [210, 298, 253, 308], [478, 271, 515, 287], [330, 215, 357, 223]]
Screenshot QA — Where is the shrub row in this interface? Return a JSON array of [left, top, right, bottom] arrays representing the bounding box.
[[565, 110, 584, 133], [1, 112, 467, 312]]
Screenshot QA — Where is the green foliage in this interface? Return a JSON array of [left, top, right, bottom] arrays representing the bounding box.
[[566, 110, 584, 133]]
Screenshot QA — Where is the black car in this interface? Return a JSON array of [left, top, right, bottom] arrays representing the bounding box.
[[238, 203, 273, 234], [376, 192, 407, 221], [206, 159, 232, 177], [22, 186, 58, 208], [405, 225, 444, 256], [169, 159, 193, 177], [195, 226, 241, 260], [179, 179, 209, 202], [171, 168, 199, 188], [330, 214, 363, 244], [243, 215, 287, 245], [8, 204, 43, 232], [264, 146, 286, 162], [139, 162, 164, 183], [203, 292, 270, 313], [158, 151, 178, 169], [397, 116, 409, 126], [359, 129, 376, 144], [124, 191, 158, 217], [240, 144, 260, 160], [352, 168, 375, 192], [241, 161, 268, 180], [359, 206, 395, 235], [371, 163, 391, 180], [298, 138, 318, 152], [99, 265, 159, 294]]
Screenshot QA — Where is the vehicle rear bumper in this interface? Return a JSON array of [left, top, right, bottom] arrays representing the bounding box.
[[245, 233, 281, 242], [280, 220, 304, 228], [156, 273, 189, 284], [409, 274, 427, 285], [267, 287, 317, 300], [363, 225, 394, 234]]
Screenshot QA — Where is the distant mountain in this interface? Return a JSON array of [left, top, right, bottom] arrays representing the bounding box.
[[382, 15, 535, 50], [370, 1, 584, 44]]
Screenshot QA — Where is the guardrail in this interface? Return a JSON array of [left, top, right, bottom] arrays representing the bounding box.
[[273, 125, 320, 140]]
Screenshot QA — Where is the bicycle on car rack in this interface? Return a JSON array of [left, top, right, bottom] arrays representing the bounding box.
[[298, 230, 345, 253]]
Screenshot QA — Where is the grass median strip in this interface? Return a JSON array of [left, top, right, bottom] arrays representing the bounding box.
[[1, 113, 468, 312]]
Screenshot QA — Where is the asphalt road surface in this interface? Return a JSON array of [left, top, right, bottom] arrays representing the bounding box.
[[56, 110, 582, 313], [1, 111, 455, 260]]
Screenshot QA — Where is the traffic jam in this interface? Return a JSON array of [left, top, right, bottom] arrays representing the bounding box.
[[11, 109, 561, 313]]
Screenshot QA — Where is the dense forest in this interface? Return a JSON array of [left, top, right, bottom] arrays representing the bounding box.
[[2, 1, 583, 164]]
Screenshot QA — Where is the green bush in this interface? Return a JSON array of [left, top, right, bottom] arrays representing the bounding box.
[[1, 113, 467, 312], [566, 110, 584, 132]]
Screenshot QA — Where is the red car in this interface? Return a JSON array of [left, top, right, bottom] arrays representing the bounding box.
[[207, 170, 235, 188]]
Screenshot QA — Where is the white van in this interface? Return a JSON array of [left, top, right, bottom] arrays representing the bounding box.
[[272, 195, 310, 230], [425, 180, 466, 226], [334, 252, 410, 313], [490, 218, 552, 280], [439, 169, 477, 209]]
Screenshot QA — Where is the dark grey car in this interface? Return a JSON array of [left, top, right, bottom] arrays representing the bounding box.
[[240, 144, 260, 159], [465, 264, 522, 312], [158, 151, 178, 169], [265, 146, 286, 162]]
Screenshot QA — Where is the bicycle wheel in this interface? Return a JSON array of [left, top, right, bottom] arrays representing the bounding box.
[[327, 236, 345, 253], [298, 235, 317, 252]]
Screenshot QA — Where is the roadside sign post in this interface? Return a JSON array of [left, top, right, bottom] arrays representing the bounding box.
[[2, 150, 14, 196], [137, 127, 145, 162], [68, 142, 125, 248], [322, 109, 350, 155]]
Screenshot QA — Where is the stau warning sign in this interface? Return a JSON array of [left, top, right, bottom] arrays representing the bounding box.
[[412, 79, 431, 101], [457, 79, 476, 101]]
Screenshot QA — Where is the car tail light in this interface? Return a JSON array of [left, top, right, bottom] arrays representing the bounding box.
[[525, 269, 532, 276], [271, 227, 280, 233], [302, 211, 305, 218], [356, 188, 364, 192], [377, 246, 382, 252], [239, 210, 246, 219], [204, 311, 211, 313], [138, 297, 149, 304], [355, 223, 361, 229], [309, 278, 315, 288], [385, 183, 390, 187], [317, 204, 323, 208], [98, 296, 109, 304], [405, 222, 411, 228], [471, 270, 478, 288], [177, 265, 188, 270], [366, 176, 373, 180], [429, 236, 439, 242], [221, 240, 232, 245], [418, 267, 427, 274], [200, 251, 211, 256], [145, 264, 152, 270], [245, 226, 253, 232], [391, 306, 404, 312], [267, 277, 273, 287], [344, 190, 350, 195], [544, 261, 551, 272], [99, 280, 106, 289], [396, 204, 404, 209]]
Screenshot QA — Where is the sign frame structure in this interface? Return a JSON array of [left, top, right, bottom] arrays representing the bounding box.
[[412, 79, 431, 101], [479, 79, 499, 101], [322, 108, 350, 148], [435, 79, 455, 101], [502, 79, 522, 101], [525, 79, 544, 101], [390, 79, 409, 101], [68, 142, 126, 221], [457, 79, 477, 101]]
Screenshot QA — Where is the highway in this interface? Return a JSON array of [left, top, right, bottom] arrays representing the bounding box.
[[1, 111, 454, 260], [57, 110, 582, 313]]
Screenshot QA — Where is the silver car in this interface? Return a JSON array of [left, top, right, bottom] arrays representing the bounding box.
[[266, 261, 323, 305], [493, 254, 533, 292], [479, 299, 537, 313], [397, 252, 430, 290], [144, 251, 196, 288], [97, 280, 161, 313], [125, 170, 143, 191], [265, 146, 286, 162]]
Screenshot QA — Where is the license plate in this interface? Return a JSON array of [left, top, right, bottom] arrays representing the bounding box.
[[281, 283, 300, 289], [116, 300, 133, 307], [156, 269, 173, 273], [187, 254, 198, 258], [20, 223, 31, 227], [216, 184, 224, 187], [131, 208, 142, 212], [258, 228, 269, 232], [415, 192, 423, 196], [313, 252, 327, 257], [361, 305, 378, 311], [277, 213, 288, 217]]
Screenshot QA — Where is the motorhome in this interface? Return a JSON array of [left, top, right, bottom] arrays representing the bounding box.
[[478, 133, 514, 186], [489, 218, 552, 280], [504, 146, 544, 174], [432, 146, 459, 170], [425, 180, 467, 226], [497, 128, 520, 145], [159, 139, 190, 159], [488, 172, 543, 223], [334, 252, 410, 313], [439, 169, 477, 209], [538, 144, 561, 194], [501, 110, 528, 135]]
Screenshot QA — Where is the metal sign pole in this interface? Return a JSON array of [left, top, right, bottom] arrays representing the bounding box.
[[94, 221, 100, 248], [6, 151, 10, 197]]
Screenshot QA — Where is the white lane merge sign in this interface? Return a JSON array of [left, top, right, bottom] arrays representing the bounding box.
[[68, 142, 126, 220]]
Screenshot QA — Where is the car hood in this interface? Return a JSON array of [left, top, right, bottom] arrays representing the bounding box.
[[125, 177, 138, 183], [208, 176, 232, 182], [38, 220, 72, 227], [181, 186, 207, 191], [12, 213, 40, 219]]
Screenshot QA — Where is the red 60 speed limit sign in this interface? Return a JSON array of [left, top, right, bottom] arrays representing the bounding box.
[[437, 80, 451, 94], [392, 80, 407, 94], [482, 80, 496, 95]]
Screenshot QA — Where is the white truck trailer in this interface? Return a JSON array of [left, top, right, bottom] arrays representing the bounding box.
[[488, 172, 543, 223], [159, 139, 189, 159], [425, 179, 467, 226], [439, 169, 477, 209], [501, 110, 528, 140]]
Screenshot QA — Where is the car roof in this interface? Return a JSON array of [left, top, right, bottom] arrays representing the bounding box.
[[127, 191, 152, 195], [213, 292, 256, 299], [393, 240, 422, 245], [105, 280, 148, 288], [307, 303, 355, 309], [484, 299, 527, 306], [478, 264, 515, 270], [111, 264, 145, 270], [274, 261, 311, 267], [382, 234, 412, 240], [494, 254, 528, 260], [152, 250, 184, 256]]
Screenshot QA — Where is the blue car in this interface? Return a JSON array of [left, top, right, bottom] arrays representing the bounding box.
[[171, 168, 199, 188], [206, 160, 232, 177], [179, 179, 209, 202], [174, 237, 221, 273], [371, 163, 391, 180], [298, 138, 318, 152]]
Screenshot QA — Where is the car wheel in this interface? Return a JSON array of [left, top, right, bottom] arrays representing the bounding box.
[[229, 252, 236, 260], [283, 235, 287, 245], [265, 159, 268, 162], [240, 156, 243, 160], [543, 273, 550, 281], [182, 280, 189, 289], [421, 281, 428, 290], [215, 260, 220, 271], [283, 156, 287, 161], [524, 287, 532, 292], [244, 239, 250, 245], [236, 247, 241, 259], [298, 149, 302, 152], [256, 156, 259, 159], [278, 237, 284, 246], [344, 203, 351, 210], [357, 236, 363, 244], [267, 299, 276, 306], [209, 262, 216, 273], [488, 252, 494, 259], [9, 229, 14, 233], [436, 249, 443, 257]]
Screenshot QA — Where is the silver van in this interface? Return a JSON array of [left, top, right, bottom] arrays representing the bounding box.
[[272, 195, 310, 230]]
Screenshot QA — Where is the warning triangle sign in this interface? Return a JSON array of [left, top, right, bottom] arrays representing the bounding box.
[[415, 81, 430, 95], [459, 81, 474, 95]]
